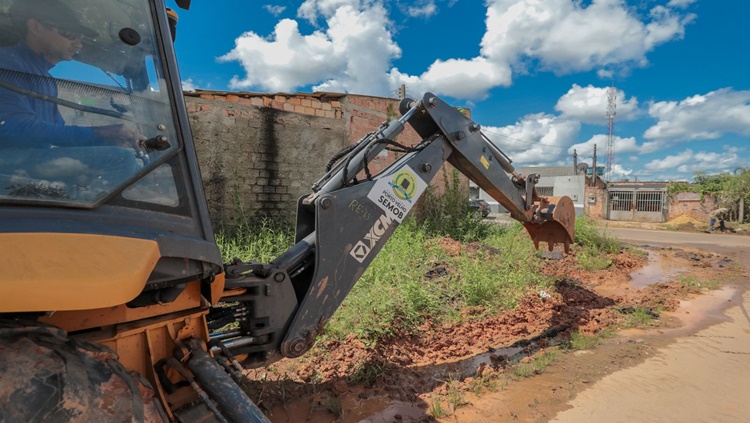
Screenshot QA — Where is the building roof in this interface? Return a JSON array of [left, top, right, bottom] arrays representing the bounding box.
[[607, 181, 669, 190]]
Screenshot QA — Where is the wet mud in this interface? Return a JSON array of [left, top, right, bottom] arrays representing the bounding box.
[[241, 238, 745, 423]]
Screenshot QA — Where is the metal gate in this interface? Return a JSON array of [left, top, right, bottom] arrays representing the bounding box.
[[607, 189, 665, 222]]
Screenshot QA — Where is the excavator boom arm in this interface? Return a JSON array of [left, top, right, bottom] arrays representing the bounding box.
[[216, 93, 575, 365]]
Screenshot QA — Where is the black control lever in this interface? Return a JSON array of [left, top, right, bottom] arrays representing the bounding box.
[[141, 135, 171, 151]]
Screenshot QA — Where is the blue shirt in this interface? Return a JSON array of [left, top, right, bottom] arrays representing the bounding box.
[[0, 43, 96, 149]]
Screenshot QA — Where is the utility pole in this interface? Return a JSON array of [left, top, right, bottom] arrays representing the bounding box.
[[592, 144, 597, 187], [573, 149, 578, 175], [398, 84, 406, 99]]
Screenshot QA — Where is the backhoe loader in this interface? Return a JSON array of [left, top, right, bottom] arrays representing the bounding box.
[[0, 0, 575, 421]]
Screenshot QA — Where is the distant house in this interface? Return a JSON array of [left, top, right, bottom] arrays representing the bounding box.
[[604, 181, 669, 222], [471, 165, 586, 215]]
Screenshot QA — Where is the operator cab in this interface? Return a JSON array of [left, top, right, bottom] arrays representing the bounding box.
[[0, 0, 179, 207], [0, 0, 223, 312]]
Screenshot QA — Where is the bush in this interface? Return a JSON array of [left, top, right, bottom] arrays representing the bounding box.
[[416, 168, 495, 242]]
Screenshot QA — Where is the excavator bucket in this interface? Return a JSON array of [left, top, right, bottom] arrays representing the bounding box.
[[523, 196, 576, 254]]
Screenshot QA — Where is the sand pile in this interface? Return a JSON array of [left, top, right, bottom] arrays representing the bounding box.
[[667, 214, 703, 226]]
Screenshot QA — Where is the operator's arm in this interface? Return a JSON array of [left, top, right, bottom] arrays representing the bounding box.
[[0, 98, 97, 148]]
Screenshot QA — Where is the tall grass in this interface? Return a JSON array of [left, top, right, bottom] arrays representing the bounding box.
[[574, 216, 621, 270], [416, 168, 495, 242], [325, 218, 551, 342], [215, 174, 560, 345], [215, 216, 295, 263], [574, 215, 620, 254]]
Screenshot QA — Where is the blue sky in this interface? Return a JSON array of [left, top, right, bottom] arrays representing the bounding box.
[[167, 0, 749, 182]]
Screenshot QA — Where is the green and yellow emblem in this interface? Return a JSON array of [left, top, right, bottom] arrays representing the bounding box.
[[389, 170, 418, 202]]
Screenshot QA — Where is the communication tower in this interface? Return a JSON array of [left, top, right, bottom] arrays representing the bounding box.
[[605, 84, 617, 180]]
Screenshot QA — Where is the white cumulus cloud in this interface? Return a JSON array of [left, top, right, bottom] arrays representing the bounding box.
[[480, 0, 695, 76], [644, 88, 750, 142], [181, 78, 197, 92], [217, 0, 696, 98], [644, 147, 746, 177], [482, 113, 581, 166], [405, 1, 438, 18], [666, 0, 697, 9], [568, 134, 642, 158], [388, 57, 512, 100], [219, 1, 400, 94], [263, 5, 287, 16], [555, 84, 640, 124], [609, 163, 633, 179]]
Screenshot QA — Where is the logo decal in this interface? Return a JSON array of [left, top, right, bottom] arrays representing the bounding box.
[[350, 214, 393, 263], [389, 170, 418, 202], [366, 165, 427, 223]]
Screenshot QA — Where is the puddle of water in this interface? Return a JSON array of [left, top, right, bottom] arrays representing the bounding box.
[[629, 251, 683, 288], [458, 346, 524, 373], [354, 400, 426, 423], [666, 286, 739, 335]]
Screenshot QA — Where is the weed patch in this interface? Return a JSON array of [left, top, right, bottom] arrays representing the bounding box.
[[429, 397, 446, 418], [575, 216, 620, 254], [567, 329, 611, 350], [678, 275, 719, 291], [619, 307, 657, 328], [512, 349, 558, 379]]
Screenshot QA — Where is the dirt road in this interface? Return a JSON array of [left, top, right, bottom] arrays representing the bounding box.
[[552, 228, 750, 423]]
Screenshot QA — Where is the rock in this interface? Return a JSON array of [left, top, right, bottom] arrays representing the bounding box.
[[541, 249, 565, 260]]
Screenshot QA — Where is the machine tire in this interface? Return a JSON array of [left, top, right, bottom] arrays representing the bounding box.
[[0, 320, 168, 423]]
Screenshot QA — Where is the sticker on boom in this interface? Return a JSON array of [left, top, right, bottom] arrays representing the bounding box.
[[350, 214, 393, 263], [366, 165, 427, 222]]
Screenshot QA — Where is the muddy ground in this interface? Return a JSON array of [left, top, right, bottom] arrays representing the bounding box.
[[241, 233, 744, 423]]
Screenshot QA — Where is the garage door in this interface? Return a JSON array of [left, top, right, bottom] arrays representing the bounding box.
[[607, 189, 665, 222]]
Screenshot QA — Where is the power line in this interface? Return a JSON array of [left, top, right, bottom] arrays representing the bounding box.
[[481, 128, 570, 152]]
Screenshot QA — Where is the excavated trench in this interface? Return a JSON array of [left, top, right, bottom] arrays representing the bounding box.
[[245, 235, 746, 423]]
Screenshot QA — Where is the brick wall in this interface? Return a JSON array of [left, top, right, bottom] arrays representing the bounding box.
[[186, 95, 348, 225], [185, 91, 469, 225], [582, 176, 608, 219], [667, 192, 718, 222], [584, 184, 607, 219]]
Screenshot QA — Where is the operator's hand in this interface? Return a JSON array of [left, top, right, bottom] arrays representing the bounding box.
[[93, 124, 146, 148]]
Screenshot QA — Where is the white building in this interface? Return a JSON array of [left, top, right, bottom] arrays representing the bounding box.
[[471, 166, 586, 216]]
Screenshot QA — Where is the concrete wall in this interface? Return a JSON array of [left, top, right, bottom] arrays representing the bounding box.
[[482, 174, 586, 215], [550, 175, 586, 216]]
